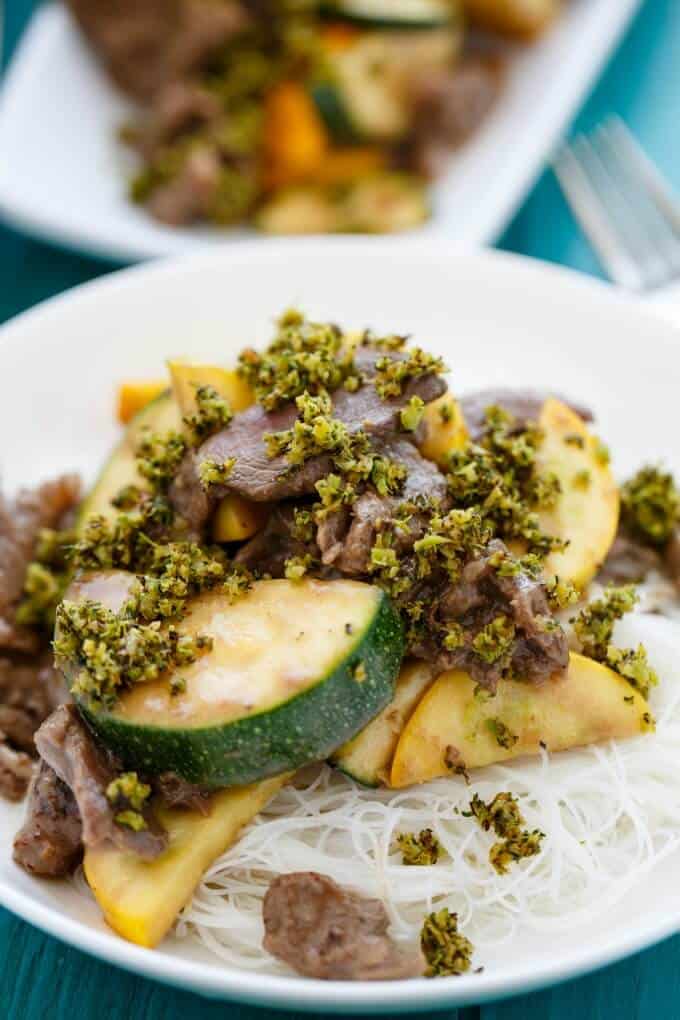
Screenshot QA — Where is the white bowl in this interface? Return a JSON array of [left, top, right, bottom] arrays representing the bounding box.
[[1, 242, 679, 1010]]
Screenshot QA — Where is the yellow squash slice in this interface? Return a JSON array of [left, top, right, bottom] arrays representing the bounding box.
[[331, 660, 434, 786], [84, 774, 289, 948], [390, 653, 651, 788], [419, 392, 468, 468], [536, 398, 619, 589]]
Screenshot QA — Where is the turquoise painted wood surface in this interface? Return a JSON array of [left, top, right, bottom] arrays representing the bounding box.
[[2, 0, 680, 1016]]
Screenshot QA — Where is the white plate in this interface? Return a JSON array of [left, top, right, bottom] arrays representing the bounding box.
[[0, 1, 641, 262], [0, 241, 679, 1010]]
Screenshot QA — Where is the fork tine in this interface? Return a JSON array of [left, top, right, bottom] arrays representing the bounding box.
[[552, 143, 645, 291], [571, 134, 669, 289], [593, 122, 680, 281], [605, 116, 680, 234]]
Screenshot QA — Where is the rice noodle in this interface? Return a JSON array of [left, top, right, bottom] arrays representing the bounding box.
[[171, 610, 680, 973]]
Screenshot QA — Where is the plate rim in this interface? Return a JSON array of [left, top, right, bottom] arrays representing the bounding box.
[[0, 241, 679, 1010]]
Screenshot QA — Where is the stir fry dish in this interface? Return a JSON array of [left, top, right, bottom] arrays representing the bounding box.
[[3, 311, 676, 979], [63, 0, 561, 233]]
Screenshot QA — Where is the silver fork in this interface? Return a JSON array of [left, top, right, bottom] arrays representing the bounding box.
[[552, 116, 680, 318]]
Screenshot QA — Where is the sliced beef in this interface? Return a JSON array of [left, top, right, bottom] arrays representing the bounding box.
[[318, 439, 449, 575], [153, 772, 212, 815], [263, 872, 423, 980], [408, 57, 502, 178], [135, 81, 223, 162], [413, 539, 568, 690], [35, 706, 166, 859], [13, 761, 83, 877], [236, 504, 320, 577], [460, 389, 593, 442], [198, 355, 446, 503], [147, 146, 223, 226], [65, 0, 250, 101], [665, 527, 680, 588], [598, 528, 664, 585], [0, 741, 33, 801], [0, 474, 80, 653], [168, 449, 214, 536]]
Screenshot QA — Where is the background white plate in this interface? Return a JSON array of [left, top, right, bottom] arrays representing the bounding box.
[[0, 1, 641, 262], [0, 242, 679, 1010]]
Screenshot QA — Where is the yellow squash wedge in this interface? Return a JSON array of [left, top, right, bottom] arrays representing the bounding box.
[[84, 774, 289, 948], [212, 494, 269, 542], [116, 380, 167, 424], [331, 660, 433, 786], [419, 392, 468, 468], [167, 360, 254, 418], [536, 398, 619, 589], [390, 653, 651, 788]]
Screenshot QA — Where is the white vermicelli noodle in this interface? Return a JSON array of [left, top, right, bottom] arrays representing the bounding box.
[[169, 610, 680, 972]]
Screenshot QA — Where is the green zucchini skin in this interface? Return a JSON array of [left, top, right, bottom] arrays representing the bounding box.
[[75, 590, 405, 788], [310, 82, 360, 143], [76, 392, 179, 533], [320, 0, 456, 29]]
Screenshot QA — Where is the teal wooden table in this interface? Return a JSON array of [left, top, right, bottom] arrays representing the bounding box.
[[2, 1, 680, 1016]]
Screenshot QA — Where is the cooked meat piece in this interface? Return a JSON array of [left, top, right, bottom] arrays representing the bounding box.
[[13, 761, 83, 877], [136, 81, 223, 162], [35, 706, 167, 859], [598, 528, 664, 585], [236, 504, 321, 577], [460, 389, 593, 442], [319, 440, 449, 575], [409, 58, 502, 178], [0, 474, 80, 653], [666, 528, 680, 588], [413, 539, 568, 690], [199, 355, 446, 503], [147, 146, 223, 226], [0, 653, 62, 740], [65, 0, 250, 101], [263, 872, 423, 980], [154, 771, 212, 815], [0, 739, 34, 801], [168, 450, 215, 536]]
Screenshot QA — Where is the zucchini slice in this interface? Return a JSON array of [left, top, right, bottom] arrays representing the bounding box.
[[322, 0, 459, 29], [77, 392, 180, 531], [331, 660, 433, 786], [390, 653, 651, 788], [70, 576, 404, 787], [324, 28, 460, 139], [84, 773, 290, 947]]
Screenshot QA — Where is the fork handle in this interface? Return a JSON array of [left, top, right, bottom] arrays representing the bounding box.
[[642, 282, 680, 327]]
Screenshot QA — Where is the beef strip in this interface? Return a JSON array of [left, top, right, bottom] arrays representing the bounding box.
[[318, 439, 450, 576], [460, 389, 593, 442], [153, 772, 212, 815], [263, 872, 423, 980], [169, 449, 215, 535], [408, 57, 502, 178], [13, 761, 83, 877], [35, 705, 166, 859], [598, 528, 665, 585], [65, 0, 250, 101], [413, 539, 569, 690], [0, 474, 80, 653], [235, 504, 324, 577], [198, 354, 446, 503], [0, 741, 34, 801], [664, 526, 680, 588], [135, 81, 223, 162], [147, 146, 223, 226]]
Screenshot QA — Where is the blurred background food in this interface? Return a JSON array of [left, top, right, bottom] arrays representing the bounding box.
[[63, 0, 560, 235]]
